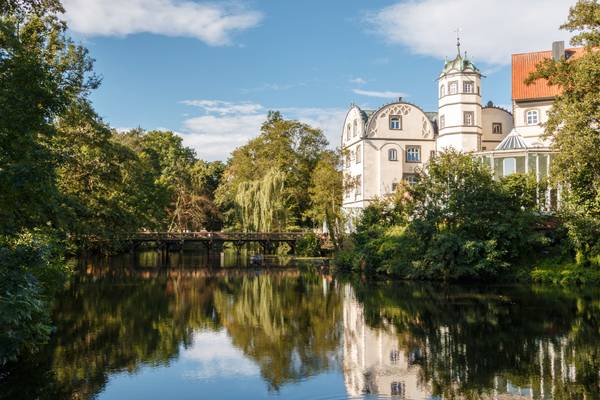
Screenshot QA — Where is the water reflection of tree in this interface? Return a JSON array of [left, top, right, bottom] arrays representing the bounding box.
[[0, 272, 342, 399], [350, 281, 600, 399], [1, 275, 220, 399], [213, 273, 342, 391]]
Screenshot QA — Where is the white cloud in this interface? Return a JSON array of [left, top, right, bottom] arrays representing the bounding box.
[[352, 89, 407, 99], [367, 0, 574, 65], [280, 107, 348, 150], [178, 100, 347, 160], [62, 0, 262, 45], [350, 77, 367, 84]]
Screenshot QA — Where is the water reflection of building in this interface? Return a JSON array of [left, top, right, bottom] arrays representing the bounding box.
[[341, 285, 584, 399], [342, 285, 432, 398]]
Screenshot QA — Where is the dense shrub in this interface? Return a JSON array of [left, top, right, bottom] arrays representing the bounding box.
[[346, 151, 548, 281], [0, 232, 70, 365], [296, 232, 322, 257]]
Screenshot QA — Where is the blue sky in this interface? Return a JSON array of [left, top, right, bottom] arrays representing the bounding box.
[[63, 0, 574, 160]]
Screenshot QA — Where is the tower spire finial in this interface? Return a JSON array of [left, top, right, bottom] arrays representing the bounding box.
[[455, 27, 461, 56]]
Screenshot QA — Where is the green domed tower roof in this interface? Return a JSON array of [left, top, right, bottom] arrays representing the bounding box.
[[439, 33, 480, 78], [439, 53, 480, 78]]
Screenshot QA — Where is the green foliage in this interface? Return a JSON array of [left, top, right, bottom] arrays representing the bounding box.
[[307, 150, 345, 248], [234, 168, 288, 232], [0, 1, 98, 234], [528, 0, 600, 265], [0, 232, 70, 365], [217, 111, 329, 230], [347, 151, 546, 281], [296, 232, 321, 256]]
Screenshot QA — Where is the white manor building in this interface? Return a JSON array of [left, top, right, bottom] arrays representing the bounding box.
[[342, 41, 581, 216]]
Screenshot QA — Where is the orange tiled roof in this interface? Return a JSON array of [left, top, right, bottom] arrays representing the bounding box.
[[512, 47, 585, 101]]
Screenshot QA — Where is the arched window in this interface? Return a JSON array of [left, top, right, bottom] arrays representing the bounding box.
[[388, 148, 398, 161], [526, 109, 539, 125], [390, 116, 401, 130], [353, 120, 357, 137], [346, 124, 351, 140], [503, 158, 516, 176], [439, 84, 446, 98], [355, 145, 361, 164]]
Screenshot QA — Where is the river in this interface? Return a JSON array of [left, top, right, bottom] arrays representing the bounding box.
[[1, 250, 599, 399]]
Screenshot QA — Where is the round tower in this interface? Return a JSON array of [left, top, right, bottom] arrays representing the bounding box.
[[437, 37, 482, 152]]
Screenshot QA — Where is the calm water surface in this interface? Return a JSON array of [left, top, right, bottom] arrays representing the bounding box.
[[1, 251, 600, 399]]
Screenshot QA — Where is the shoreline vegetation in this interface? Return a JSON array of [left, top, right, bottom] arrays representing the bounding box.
[[1, 0, 600, 368]]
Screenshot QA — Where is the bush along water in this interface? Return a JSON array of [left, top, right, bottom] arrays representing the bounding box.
[[336, 151, 555, 282], [0, 232, 72, 366]]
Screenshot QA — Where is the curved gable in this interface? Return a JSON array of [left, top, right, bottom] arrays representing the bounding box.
[[366, 102, 436, 141]]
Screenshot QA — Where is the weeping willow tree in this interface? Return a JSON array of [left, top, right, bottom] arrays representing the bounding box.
[[235, 168, 289, 232]]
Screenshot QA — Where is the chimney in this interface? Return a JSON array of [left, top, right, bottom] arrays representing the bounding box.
[[552, 41, 565, 61]]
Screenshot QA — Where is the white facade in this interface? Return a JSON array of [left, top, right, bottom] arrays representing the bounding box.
[[342, 46, 515, 213]]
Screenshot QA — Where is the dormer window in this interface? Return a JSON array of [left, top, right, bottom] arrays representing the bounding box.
[[390, 116, 402, 130], [526, 110, 539, 125], [463, 81, 474, 93], [449, 81, 458, 95]]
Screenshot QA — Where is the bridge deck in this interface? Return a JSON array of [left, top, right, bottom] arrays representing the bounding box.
[[130, 232, 306, 242]]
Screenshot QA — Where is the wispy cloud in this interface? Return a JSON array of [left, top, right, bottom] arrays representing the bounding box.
[[365, 0, 572, 65], [241, 82, 307, 93], [349, 77, 367, 85], [181, 100, 263, 115], [62, 0, 263, 45], [178, 100, 347, 161], [352, 89, 407, 99]]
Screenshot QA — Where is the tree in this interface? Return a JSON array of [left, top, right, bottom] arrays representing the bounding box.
[[307, 150, 344, 248], [0, 1, 98, 234], [54, 103, 166, 242], [527, 0, 600, 265], [216, 111, 329, 230]]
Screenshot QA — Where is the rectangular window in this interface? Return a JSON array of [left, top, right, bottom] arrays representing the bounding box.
[[355, 175, 362, 196], [403, 173, 418, 185], [449, 81, 458, 95], [492, 122, 502, 134], [463, 81, 474, 93], [388, 148, 398, 161], [405, 146, 421, 163], [430, 150, 436, 160], [389, 115, 402, 130], [526, 110, 539, 125], [355, 145, 361, 164], [464, 111, 474, 126], [391, 183, 398, 192], [391, 382, 406, 397], [439, 115, 445, 129], [345, 154, 350, 168]]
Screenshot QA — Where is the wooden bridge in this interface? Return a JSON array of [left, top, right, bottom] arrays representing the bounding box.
[[127, 231, 307, 254]]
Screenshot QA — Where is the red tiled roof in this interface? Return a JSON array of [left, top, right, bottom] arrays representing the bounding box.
[[512, 47, 585, 101]]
